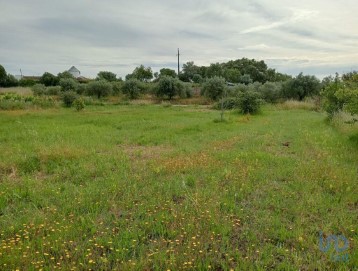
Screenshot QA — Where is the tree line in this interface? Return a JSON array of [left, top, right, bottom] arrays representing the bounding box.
[[0, 60, 357, 118]]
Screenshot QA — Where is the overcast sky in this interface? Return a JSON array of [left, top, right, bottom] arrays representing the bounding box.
[[1, 0, 357, 79]]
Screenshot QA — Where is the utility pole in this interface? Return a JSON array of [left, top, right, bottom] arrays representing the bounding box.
[[20, 69, 23, 79], [177, 48, 180, 76]]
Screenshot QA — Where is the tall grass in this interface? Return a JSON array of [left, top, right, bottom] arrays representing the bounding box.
[[0, 87, 32, 95], [277, 99, 317, 111]]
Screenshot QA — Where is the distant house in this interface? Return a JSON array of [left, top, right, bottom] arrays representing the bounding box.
[[68, 66, 81, 78]]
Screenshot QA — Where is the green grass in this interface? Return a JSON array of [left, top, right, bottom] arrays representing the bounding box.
[[0, 105, 357, 270]]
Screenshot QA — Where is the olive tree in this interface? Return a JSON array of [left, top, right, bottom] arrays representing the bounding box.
[[282, 73, 320, 101], [59, 78, 78, 92], [40, 72, 58, 86], [87, 80, 113, 99], [96, 71, 117, 82], [122, 79, 143, 99], [202, 76, 226, 100], [156, 76, 184, 100]]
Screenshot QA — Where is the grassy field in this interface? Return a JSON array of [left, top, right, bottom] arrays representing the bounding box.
[[0, 104, 357, 270]]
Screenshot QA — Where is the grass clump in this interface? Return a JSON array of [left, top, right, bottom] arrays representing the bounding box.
[[277, 99, 317, 111]]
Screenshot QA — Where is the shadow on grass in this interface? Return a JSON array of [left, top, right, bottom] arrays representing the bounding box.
[[348, 133, 358, 147]]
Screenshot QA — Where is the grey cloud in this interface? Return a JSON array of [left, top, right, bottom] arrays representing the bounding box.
[[1, 0, 357, 79], [247, 1, 282, 21], [33, 17, 151, 47]]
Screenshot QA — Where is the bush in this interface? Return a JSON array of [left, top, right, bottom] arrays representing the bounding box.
[[259, 82, 282, 103], [40, 72, 58, 86], [282, 73, 320, 101], [46, 86, 61, 95], [87, 80, 113, 99], [213, 97, 240, 110], [3, 75, 19, 87], [156, 76, 184, 100], [32, 96, 56, 108], [183, 84, 193, 98], [32, 84, 47, 96], [321, 73, 358, 118], [202, 76, 226, 100], [19, 78, 37, 87], [96, 71, 117, 82], [59, 78, 78, 92], [122, 79, 143, 99], [73, 97, 85, 111], [76, 84, 87, 95], [111, 81, 123, 95], [62, 91, 78, 107], [192, 74, 203, 84], [237, 91, 262, 114], [0, 93, 55, 110]]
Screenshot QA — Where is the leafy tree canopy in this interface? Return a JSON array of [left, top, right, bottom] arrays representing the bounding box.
[[0, 65, 6, 85], [159, 68, 176, 78], [40, 72, 58, 86], [180, 58, 290, 84], [57, 71, 75, 80], [127, 65, 153, 82], [97, 71, 117, 82], [156, 76, 184, 100], [282, 73, 320, 101]]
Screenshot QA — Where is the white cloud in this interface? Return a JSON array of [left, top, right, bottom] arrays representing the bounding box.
[[240, 9, 318, 34]]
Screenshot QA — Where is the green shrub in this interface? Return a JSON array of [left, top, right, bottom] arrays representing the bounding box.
[[40, 72, 59, 86], [259, 82, 282, 103], [122, 79, 143, 99], [73, 97, 85, 111], [192, 74, 203, 84], [0, 101, 24, 110], [111, 81, 123, 95], [19, 78, 37, 87], [183, 84, 193, 98], [156, 76, 184, 100], [76, 84, 87, 95], [0, 93, 55, 110], [87, 80, 113, 99], [96, 71, 118, 82], [213, 97, 240, 110], [46, 86, 61, 95], [62, 91, 78, 107], [32, 96, 56, 108], [59, 78, 78, 92], [202, 76, 226, 100], [237, 91, 262, 114], [2, 75, 19, 87], [31, 84, 46, 96], [321, 73, 358, 118], [282, 73, 320, 101]]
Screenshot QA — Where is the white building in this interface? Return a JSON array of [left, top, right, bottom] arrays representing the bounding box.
[[68, 66, 81, 78]]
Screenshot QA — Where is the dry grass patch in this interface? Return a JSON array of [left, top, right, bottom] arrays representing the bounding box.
[[277, 100, 317, 111], [210, 136, 241, 151], [120, 144, 173, 161], [0, 87, 32, 95], [38, 146, 88, 162], [159, 151, 218, 174]]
